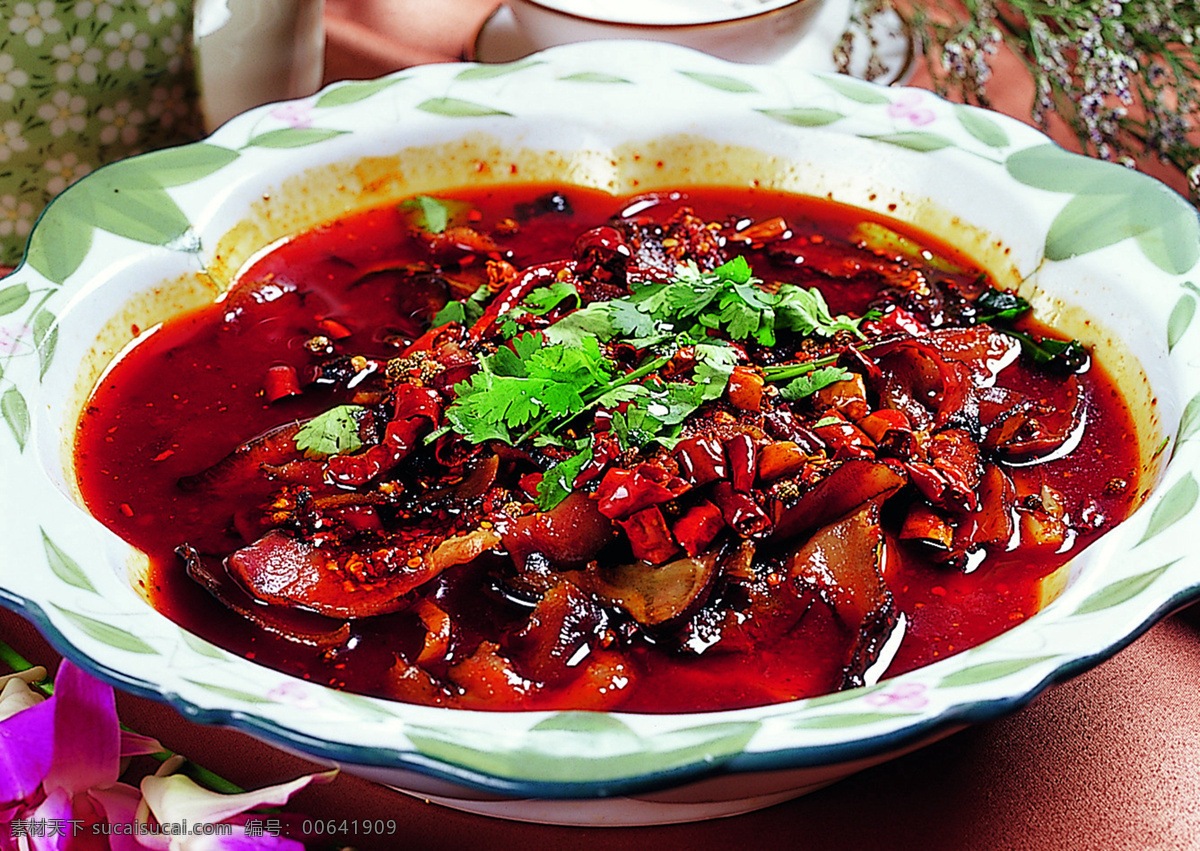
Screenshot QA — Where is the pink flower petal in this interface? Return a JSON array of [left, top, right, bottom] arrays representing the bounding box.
[[90, 783, 149, 851], [119, 730, 164, 758], [0, 696, 54, 802], [140, 770, 334, 828], [29, 787, 73, 851], [44, 661, 120, 794]]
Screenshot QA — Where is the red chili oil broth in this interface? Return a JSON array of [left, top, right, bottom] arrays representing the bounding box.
[[73, 185, 1141, 713]]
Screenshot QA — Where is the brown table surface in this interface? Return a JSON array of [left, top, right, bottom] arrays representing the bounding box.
[[5, 1, 1200, 848]]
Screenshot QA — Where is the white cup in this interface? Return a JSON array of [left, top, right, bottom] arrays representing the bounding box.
[[195, 0, 326, 131], [506, 0, 826, 64]]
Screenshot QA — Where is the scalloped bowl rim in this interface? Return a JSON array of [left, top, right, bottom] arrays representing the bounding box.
[[0, 41, 1198, 803]]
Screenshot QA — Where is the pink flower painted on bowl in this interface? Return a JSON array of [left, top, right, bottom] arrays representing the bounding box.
[[0, 323, 30, 356], [887, 90, 936, 127], [265, 680, 320, 711], [863, 682, 929, 711], [269, 102, 313, 130]]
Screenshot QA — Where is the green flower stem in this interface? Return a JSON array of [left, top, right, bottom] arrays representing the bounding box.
[[0, 641, 42, 685], [0, 637, 244, 795]]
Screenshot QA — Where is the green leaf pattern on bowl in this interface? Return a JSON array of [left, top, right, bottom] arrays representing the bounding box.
[[315, 78, 410, 108], [954, 106, 1010, 149], [678, 71, 760, 93], [1168, 291, 1196, 352], [557, 72, 633, 84], [1073, 563, 1177, 616], [936, 655, 1059, 689], [862, 131, 957, 152], [1135, 474, 1198, 547], [51, 606, 159, 656], [42, 529, 97, 593], [405, 714, 760, 783], [758, 107, 846, 127]]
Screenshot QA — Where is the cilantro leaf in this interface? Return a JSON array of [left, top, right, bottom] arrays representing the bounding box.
[[1005, 330, 1090, 374], [431, 282, 491, 327], [594, 383, 650, 407], [542, 301, 614, 346], [713, 255, 754, 284], [493, 282, 582, 338], [775, 285, 864, 338], [446, 332, 617, 444], [521, 281, 580, 315], [625, 259, 862, 346], [536, 444, 593, 510], [609, 298, 658, 339], [400, 195, 470, 234], [610, 407, 662, 451], [294, 405, 367, 458], [643, 381, 705, 426], [974, 289, 1031, 324], [692, 342, 737, 401], [432, 300, 470, 327], [780, 366, 854, 401]]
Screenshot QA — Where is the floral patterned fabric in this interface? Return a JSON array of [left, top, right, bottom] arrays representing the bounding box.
[[0, 0, 204, 266]]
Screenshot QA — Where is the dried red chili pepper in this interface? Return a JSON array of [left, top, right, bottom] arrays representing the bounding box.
[[264, 364, 301, 403], [619, 506, 679, 564], [317, 317, 353, 339], [724, 433, 757, 493], [672, 500, 726, 557], [673, 435, 726, 486], [711, 482, 771, 538], [596, 464, 691, 520]]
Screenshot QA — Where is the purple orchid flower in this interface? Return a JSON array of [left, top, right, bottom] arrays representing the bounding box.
[[0, 660, 159, 850], [0, 661, 330, 850]]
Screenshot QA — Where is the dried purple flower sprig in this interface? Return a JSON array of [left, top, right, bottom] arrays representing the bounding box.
[[845, 0, 1200, 204]]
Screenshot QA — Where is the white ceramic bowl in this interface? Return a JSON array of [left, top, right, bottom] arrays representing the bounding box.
[[506, 0, 826, 63], [1, 42, 1199, 826]]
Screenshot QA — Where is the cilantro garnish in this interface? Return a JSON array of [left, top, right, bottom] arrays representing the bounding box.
[[606, 381, 703, 452], [974, 289, 1031, 324], [544, 257, 863, 349], [294, 405, 366, 459], [521, 282, 580, 316], [780, 365, 855, 401], [442, 258, 866, 505], [535, 444, 593, 510], [1005, 330, 1090, 374], [445, 332, 618, 444], [400, 195, 471, 234], [432, 282, 492, 327], [495, 282, 582, 338], [628, 257, 864, 347]]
